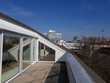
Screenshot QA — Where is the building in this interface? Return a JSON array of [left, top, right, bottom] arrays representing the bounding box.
[[63, 42, 81, 50], [58, 40, 81, 50], [47, 30, 62, 43], [0, 13, 105, 83]]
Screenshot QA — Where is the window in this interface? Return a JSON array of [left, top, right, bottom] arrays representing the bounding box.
[[1, 32, 35, 82], [2, 35, 20, 82], [39, 42, 55, 61], [22, 38, 31, 69]]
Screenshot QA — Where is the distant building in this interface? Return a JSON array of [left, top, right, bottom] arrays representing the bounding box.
[[58, 40, 65, 46], [58, 40, 81, 50], [63, 42, 81, 49], [47, 30, 62, 43]]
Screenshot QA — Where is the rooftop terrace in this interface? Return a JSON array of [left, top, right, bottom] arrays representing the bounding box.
[[0, 13, 107, 83]]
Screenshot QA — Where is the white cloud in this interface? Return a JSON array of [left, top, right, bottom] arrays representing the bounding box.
[[7, 4, 35, 17]]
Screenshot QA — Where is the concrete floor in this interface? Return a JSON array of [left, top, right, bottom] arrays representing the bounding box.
[[9, 62, 69, 83]]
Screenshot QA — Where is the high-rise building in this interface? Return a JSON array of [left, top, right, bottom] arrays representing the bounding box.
[[47, 30, 62, 43]]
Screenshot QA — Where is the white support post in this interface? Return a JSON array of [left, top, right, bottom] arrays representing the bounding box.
[[0, 33, 3, 83], [30, 39, 34, 63], [35, 39, 39, 62], [19, 38, 23, 72]]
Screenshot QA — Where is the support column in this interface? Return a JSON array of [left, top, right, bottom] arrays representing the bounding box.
[[34, 39, 39, 62], [30, 39, 34, 63], [0, 33, 3, 83], [19, 38, 23, 72]]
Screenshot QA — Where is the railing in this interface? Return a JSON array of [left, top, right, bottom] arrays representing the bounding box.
[[65, 53, 106, 83]]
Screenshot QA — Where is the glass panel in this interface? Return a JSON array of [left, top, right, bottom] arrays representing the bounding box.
[[2, 35, 20, 82], [22, 38, 31, 69], [39, 42, 55, 61]]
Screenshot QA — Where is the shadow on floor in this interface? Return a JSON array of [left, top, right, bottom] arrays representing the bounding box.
[[44, 62, 69, 83]]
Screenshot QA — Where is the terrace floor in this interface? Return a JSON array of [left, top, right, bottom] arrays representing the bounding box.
[[9, 62, 69, 83]]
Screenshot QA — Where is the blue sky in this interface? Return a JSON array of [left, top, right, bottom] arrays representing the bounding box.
[[0, 0, 110, 40]]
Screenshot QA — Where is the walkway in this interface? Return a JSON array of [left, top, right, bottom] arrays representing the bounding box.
[[10, 62, 69, 83]]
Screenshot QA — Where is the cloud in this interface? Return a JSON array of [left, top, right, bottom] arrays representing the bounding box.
[[6, 4, 35, 17], [80, 1, 96, 13], [87, 4, 95, 12]]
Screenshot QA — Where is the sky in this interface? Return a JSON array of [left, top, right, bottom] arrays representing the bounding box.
[[0, 0, 110, 40]]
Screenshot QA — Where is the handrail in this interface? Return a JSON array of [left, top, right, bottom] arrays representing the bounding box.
[[65, 53, 106, 83]]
